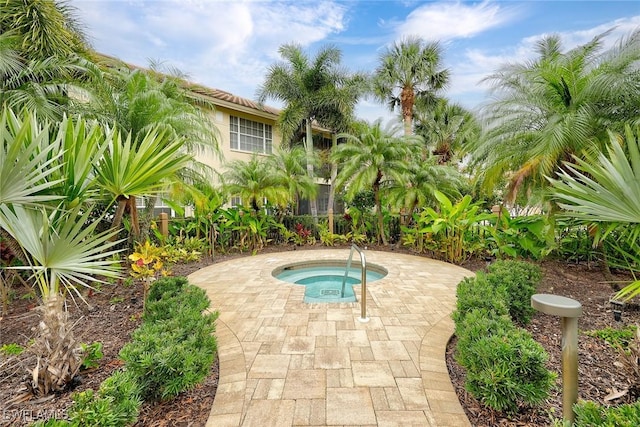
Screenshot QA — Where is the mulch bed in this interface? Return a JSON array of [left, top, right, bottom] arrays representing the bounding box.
[[1, 247, 638, 426]]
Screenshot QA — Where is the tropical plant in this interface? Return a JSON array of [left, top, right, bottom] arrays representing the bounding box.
[[372, 36, 450, 136], [223, 155, 289, 212], [333, 120, 417, 245], [257, 43, 357, 221], [484, 209, 556, 260], [0, 0, 94, 121], [95, 126, 193, 237], [0, 0, 88, 60], [414, 98, 479, 164], [0, 107, 63, 207], [0, 205, 122, 395], [267, 146, 318, 213], [550, 125, 640, 300], [471, 28, 640, 200], [403, 191, 487, 263], [386, 155, 463, 214]]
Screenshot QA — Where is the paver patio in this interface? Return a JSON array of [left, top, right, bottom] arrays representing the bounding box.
[[188, 249, 473, 426]]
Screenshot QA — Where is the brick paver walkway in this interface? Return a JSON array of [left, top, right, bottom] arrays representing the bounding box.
[[188, 249, 473, 427]]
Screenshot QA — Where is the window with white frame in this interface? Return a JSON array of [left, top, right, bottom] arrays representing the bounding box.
[[230, 116, 273, 154]]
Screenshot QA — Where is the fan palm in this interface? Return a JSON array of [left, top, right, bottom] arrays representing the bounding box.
[[0, 107, 63, 206], [550, 125, 640, 300], [0, 204, 121, 395], [95, 127, 193, 237], [372, 36, 450, 136], [257, 43, 353, 221], [333, 120, 418, 245], [471, 28, 640, 200]]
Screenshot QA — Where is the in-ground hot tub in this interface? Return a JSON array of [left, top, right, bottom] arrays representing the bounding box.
[[273, 260, 387, 303]]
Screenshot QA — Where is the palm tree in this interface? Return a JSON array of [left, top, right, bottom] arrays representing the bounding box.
[[414, 98, 479, 164], [0, 1, 93, 120], [550, 125, 640, 300], [0, 106, 122, 396], [267, 146, 318, 213], [256, 43, 353, 221], [372, 36, 450, 136], [470, 28, 640, 201], [333, 120, 418, 245], [223, 155, 289, 213], [387, 156, 463, 214], [95, 127, 193, 237], [0, 31, 92, 121], [0, 0, 88, 60]]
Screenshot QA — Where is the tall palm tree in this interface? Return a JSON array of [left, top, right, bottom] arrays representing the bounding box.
[[372, 36, 450, 136], [256, 43, 353, 221], [414, 98, 479, 164], [470, 28, 640, 201], [333, 120, 418, 245], [223, 155, 289, 213]]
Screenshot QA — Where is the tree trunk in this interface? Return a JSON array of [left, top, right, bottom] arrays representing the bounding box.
[[305, 119, 318, 224], [327, 133, 338, 233], [110, 197, 128, 241], [374, 175, 387, 246], [29, 293, 82, 396]]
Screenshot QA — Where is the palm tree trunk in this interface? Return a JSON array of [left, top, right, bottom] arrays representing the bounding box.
[[110, 197, 128, 240], [305, 119, 318, 224], [327, 133, 338, 233], [374, 175, 387, 246]]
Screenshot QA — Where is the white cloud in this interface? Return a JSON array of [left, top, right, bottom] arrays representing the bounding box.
[[71, 0, 348, 100], [447, 15, 640, 110], [396, 0, 521, 41]]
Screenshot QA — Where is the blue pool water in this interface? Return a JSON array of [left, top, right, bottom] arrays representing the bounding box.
[[276, 266, 385, 303]]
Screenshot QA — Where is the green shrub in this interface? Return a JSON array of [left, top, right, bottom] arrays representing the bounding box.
[[572, 400, 640, 427], [146, 276, 189, 302], [121, 282, 218, 401], [585, 325, 637, 349], [452, 273, 509, 324], [486, 260, 542, 325], [68, 369, 141, 427], [80, 342, 104, 370], [455, 308, 514, 367], [462, 329, 556, 412], [144, 282, 210, 323]]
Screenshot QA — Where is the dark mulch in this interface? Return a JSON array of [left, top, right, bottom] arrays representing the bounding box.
[[1, 246, 638, 426]]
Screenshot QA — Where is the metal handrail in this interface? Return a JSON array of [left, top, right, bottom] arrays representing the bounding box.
[[348, 244, 369, 323]]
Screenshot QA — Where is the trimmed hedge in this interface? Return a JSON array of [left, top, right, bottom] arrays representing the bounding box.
[[452, 261, 554, 413], [486, 260, 542, 325]]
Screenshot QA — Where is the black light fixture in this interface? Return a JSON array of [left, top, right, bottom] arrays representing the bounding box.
[[609, 294, 625, 322]]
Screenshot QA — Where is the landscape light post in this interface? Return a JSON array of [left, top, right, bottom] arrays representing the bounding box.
[[531, 294, 582, 425]]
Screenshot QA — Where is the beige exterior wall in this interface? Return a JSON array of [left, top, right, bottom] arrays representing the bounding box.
[[195, 104, 283, 184]]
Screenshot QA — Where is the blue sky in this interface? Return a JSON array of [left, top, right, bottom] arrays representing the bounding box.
[[70, 1, 640, 123]]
